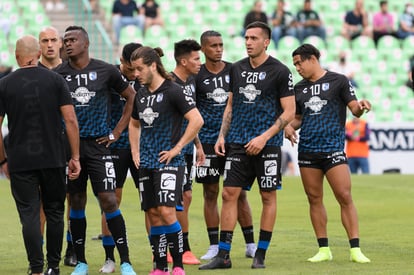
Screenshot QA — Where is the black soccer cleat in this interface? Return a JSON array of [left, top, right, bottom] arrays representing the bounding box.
[[63, 247, 77, 267], [251, 255, 266, 269], [198, 256, 232, 270], [44, 267, 60, 275]]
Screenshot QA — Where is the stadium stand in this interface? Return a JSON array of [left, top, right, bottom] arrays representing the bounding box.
[[2, 0, 413, 122]]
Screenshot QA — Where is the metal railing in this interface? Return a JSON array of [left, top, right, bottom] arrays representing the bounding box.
[[66, 0, 114, 63]]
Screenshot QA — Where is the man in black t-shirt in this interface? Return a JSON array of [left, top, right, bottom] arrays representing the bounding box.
[[0, 35, 80, 275]]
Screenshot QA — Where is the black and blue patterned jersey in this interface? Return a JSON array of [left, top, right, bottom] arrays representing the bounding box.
[[131, 79, 196, 169], [171, 72, 197, 155], [227, 56, 294, 146], [110, 65, 141, 149], [54, 59, 129, 138], [195, 62, 231, 144], [294, 71, 357, 153]]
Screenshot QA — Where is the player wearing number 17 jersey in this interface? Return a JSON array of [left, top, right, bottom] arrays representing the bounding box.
[[199, 21, 295, 270], [128, 46, 204, 275], [55, 26, 137, 275]]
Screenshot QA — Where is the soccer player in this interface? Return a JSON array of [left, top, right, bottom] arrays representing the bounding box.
[[170, 39, 204, 265], [98, 42, 143, 273], [199, 21, 295, 270], [195, 30, 256, 260], [128, 46, 204, 275], [0, 35, 80, 275], [38, 26, 63, 69], [285, 43, 371, 263], [38, 26, 78, 268], [55, 26, 137, 275]]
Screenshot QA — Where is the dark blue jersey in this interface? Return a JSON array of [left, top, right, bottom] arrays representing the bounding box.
[[171, 72, 197, 155], [195, 62, 231, 144], [294, 71, 357, 153], [110, 66, 141, 149], [54, 59, 129, 138], [131, 79, 196, 169], [227, 56, 294, 146]]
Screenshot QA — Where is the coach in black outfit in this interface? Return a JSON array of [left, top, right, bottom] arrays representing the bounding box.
[[0, 35, 80, 275]]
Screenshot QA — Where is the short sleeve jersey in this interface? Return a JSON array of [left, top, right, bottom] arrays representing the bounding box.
[[110, 65, 141, 149], [294, 71, 357, 153], [171, 72, 197, 155], [195, 62, 231, 144], [0, 67, 72, 172], [131, 79, 196, 169], [227, 56, 294, 146], [54, 59, 129, 138]]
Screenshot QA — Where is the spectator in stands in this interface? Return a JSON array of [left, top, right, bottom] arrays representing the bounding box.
[[341, 0, 372, 40], [295, 0, 326, 43], [345, 117, 370, 174], [241, 0, 269, 36], [396, 3, 414, 40], [405, 55, 414, 89], [0, 4, 11, 43], [141, 0, 164, 34], [329, 51, 359, 88], [112, 0, 144, 45], [372, 0, 397, 46], [271, 0, 298, 48]]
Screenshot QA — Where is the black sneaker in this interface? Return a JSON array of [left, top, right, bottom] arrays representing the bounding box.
[[251, 255, 266, 269], [63, 247, 77, 267], [198, 256, 232, 270], [44, 267, 60, 275]]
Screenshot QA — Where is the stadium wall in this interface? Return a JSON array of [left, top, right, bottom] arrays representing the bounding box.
[[283, 122, 414, 175]]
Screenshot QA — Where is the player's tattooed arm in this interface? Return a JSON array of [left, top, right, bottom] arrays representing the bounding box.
[[276, 117, 289, 132]]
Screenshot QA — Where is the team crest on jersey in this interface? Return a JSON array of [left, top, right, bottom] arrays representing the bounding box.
[[157, 93, 163, 102], [259, 72, 266, 80], [239, 84, 261, 103], [304, 96, 327, 113], [206, 87, 229, 105], [225, 74, 230, 83], [72, 87, 96, 105], [89, 71, 97, 81], [139, 107, 159, 127], [322, 83, 330, 91]]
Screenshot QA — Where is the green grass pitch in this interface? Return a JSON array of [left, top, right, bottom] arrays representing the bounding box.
[[0, 174, 413, 274]]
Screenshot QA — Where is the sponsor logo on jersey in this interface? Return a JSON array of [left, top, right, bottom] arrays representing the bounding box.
[[206, 87, 229, 105], [239, 84, 261, 103], [71, 87, 96, 105], [139, 107, 159, 127], [304, 96, 327, 113]]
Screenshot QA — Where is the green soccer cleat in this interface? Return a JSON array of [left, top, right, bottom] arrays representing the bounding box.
[[307, 247, 333, 262], [350, 247, 371, 263]]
